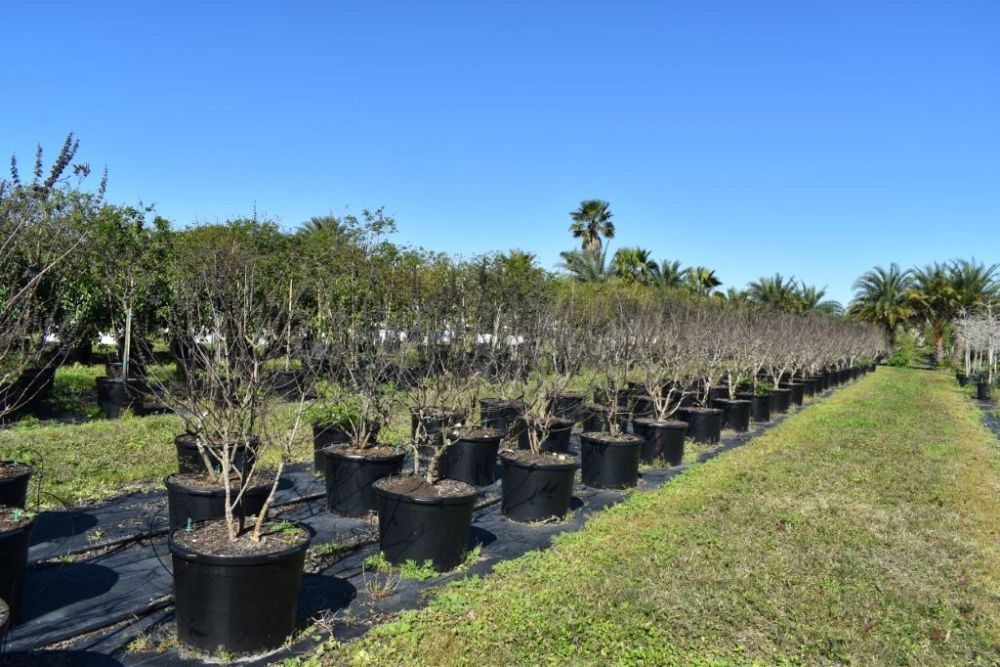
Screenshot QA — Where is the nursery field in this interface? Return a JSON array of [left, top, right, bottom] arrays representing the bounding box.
[[311, 367, 1000, 666]]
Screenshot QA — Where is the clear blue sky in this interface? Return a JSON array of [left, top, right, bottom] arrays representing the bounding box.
[[4, 1, 999, 304]]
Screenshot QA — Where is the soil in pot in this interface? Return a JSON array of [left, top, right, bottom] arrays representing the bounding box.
[[168, 519, 310, 657], [517, 418, 574, 454], [0, 506, 35, 621], [579, 432, 643, 489], [440, 428, 503, 487], [323, 444, 405, 516], [677, 407, 723, 444], [174, 434, 258, 477], [500, 450, 578, 523], [770, 387, 792, 414], [164, 473, 273, 530], [736, 392, 771, 422], [632, 418, 687, 465], [374, 476, 477, 572], [312, 422, 380, 472], [0, 462, 32, 508]]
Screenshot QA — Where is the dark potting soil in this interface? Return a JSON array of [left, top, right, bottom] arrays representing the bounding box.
[[376, 476, 475, 498], [501, 449, 575, 466], [580, 431, 642, 443], [168, 473, 274, 491], [0, 463, 31, 480], [0, 507, 34, 533], [326, 444, 401, 458], [170, 518, 309, 557]]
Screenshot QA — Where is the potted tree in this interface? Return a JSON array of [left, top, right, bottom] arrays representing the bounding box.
[[676, 302, 726, 443], [158, 219, 314, 658], [580, 292, 644, 488]]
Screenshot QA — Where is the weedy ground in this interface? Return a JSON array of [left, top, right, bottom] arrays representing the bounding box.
[[305, 367, 1000, 666]]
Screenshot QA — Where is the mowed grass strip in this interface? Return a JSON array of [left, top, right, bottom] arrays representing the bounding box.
[[318, 368, 1000, 666]]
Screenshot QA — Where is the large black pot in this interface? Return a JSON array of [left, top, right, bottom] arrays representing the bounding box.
[[0, 512, 34, 621], [499, 452, 578, 523], [718, 399, 751, 432], [547, 393, 587, 422], [168, 526, 310, 657], [677, 407, 723, 444], [632, 418, 687, 465], [410, 408, 463, 446], [770, 387, 792, 414], [374, 477, 478, 572], [312, 422, 380, 473], [707, 386, 729, 409], [323, 446, 406, 516], [0, 463, 32, 508], [580, 403, 628, 434], [164, 475, 271, 530], [800, 377, 817, 397], [781, 383, 805, 407], [440, 429, 503, 487], [579, 432, 643, 489], [957, 374, 969, 387], [174, 434, 257, 477], [269, 370, 302, 400], [95, 376, 147, 419], [517, 418, 574, 454], [736, 393, 771, 422], [479, 398, 523, 436], [977, 382, 992, 401]]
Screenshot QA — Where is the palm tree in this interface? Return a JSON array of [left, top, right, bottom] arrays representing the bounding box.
[[299, 215, 343, 235], [848, 263, 913, 344], [685, 266, 722, 297], [722, 287, 748, 303], [746, 273, 799, 310], [650, 259, 687, 291], [796, 282, 844, 316], [950, 258, 999, 311], [568, 199, 615, 251], [558, 247, 608, 283], [610, 247, 656, 284], [908, 262, 958, 361]]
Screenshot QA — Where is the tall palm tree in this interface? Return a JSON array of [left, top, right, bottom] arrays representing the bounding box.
[[610, 246, 656, 284], [746, 273, 799, 310], [685, 266, 722, 297], [908, 262, 958, 361], [950, 258, 999, 311], [558, 247, 608, 283], [848, 263, 913, 343], [650, 259, 687, 290], [568, 199, 615, 251]]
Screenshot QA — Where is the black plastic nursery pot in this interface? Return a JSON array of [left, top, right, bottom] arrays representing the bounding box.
[[718, 399, 751, 432], [546, 393, 587, 421], [632, 418, 687, 465], [957, 374, 969, 387], [580, 403, 628, 434], [410, 408, 463, 447], [802, 377, 820, 396], [440, 429, 503, 487], [707, 386, 729, 409], [312, 422, 380, 472], [977, 382, 992, 401], [0, 597, 9, 640], [631, 395, 655, 419], [781, 382, 805, 406], [374, 477, 478, 572], [269, 369, 302, 400], [499, 451, 579, 523], [323, 446, 405, 516], [677, 407, 723, 444], [95, 376, 146, 419], [174, 434, 258, 476], [0, 510, 34, 621], [770, 387, 792, 414], [164, 475, 272, 530], [517, 418, 574, 453], [736, 392, 771, 422], [168, 526, 310, 657], [0, 462, 32, 508], [579, 432, 643, 489], [479, 398, 524, 436]]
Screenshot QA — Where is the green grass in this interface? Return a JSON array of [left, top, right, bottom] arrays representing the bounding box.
[[314, 368, 1000, 666]]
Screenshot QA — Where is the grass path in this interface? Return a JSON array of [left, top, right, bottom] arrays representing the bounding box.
[[309, 368, 1000, 666]]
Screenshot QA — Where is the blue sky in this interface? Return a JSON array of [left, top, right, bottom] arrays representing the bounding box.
[[4, 1, 999, 304]]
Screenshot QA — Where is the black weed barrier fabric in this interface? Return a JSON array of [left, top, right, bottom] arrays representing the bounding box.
[[0, 395, 835, 665]]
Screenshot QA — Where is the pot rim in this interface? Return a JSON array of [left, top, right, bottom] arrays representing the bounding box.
[[167, 521, 312, 565], [321, 444, 406, 462], [579, 432, 644, 446], [631, 417, 688, 428], [499, 450, 580, 471], [164, 474, 273, 497], [373, 476, 478, 506], [0, 460, 33, 479]]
